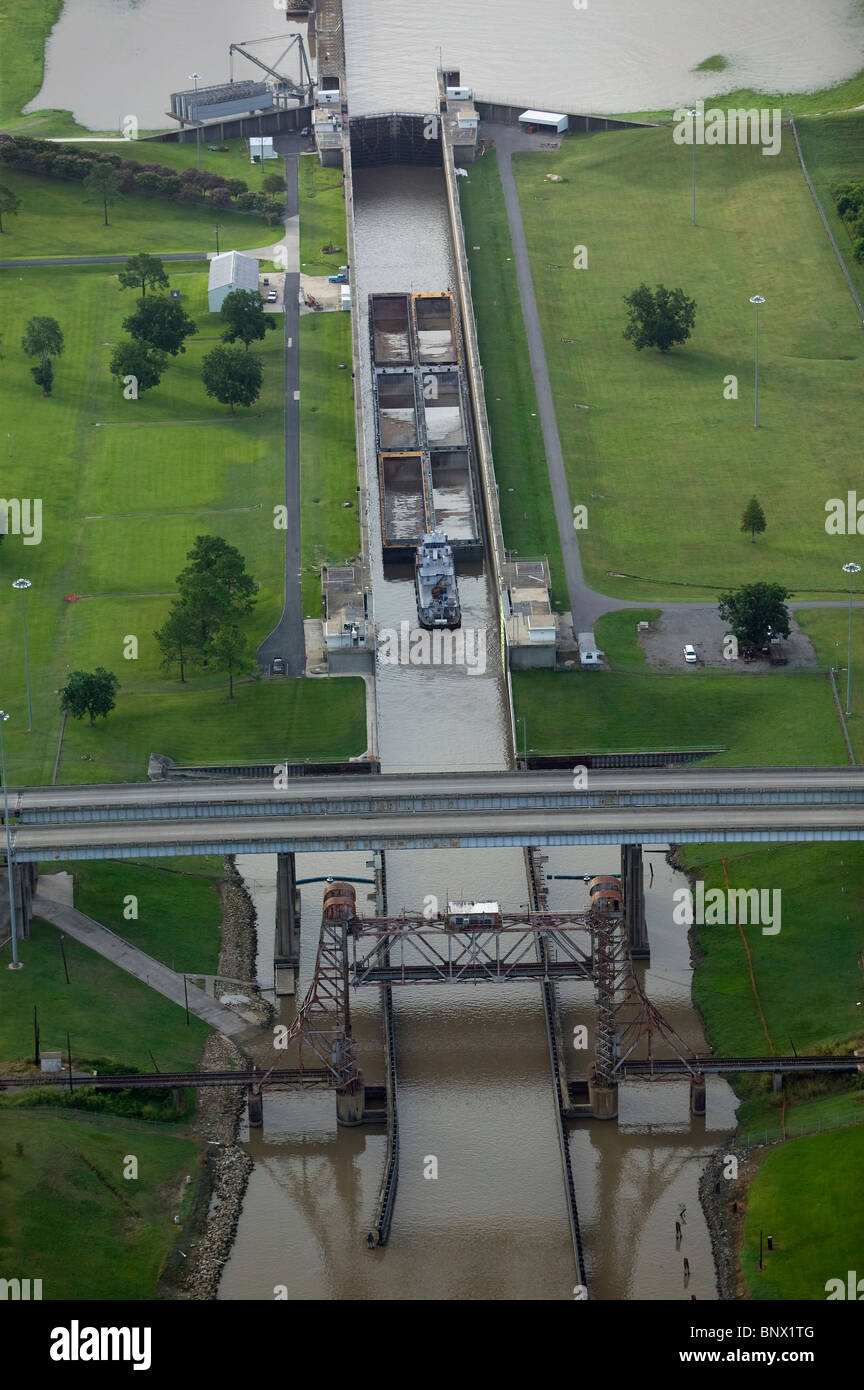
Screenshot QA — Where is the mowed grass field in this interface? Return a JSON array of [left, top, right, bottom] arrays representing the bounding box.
[[0, 1110, 199, 1300], [460, 154, 568, 607], [512, 120, 864, 599], [512, 666, 847, 764], [299, 312, 360, 614], [298, 154, 348, 275], [0, 263, 365, 783], [740, 1125, 864, 1300], [0, 166, 268, 255]]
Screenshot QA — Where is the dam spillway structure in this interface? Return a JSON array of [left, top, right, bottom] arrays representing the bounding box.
[[371, 290, 481, 561]]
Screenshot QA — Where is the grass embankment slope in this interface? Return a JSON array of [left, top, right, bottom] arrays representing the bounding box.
[[297, 154, 360, 615], [616, 63, 864, 124], [0, 263, 365, 784], [0, 858, 225, 1298], [676, 840, 864, 1299], [459, 154, 567, 606], [0, 1111, 200, 1299], [511, 119, 864, 601]]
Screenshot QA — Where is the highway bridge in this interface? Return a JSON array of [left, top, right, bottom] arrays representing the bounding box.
[[8, 767, 864, 859]]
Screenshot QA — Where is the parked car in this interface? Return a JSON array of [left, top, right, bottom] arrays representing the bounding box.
[[683, 644, 698, 664], [272, 657, 286, 675], [266, 290, 278, 302], [328, 272, 348, 284]]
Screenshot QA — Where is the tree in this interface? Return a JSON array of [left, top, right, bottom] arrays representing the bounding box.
[[60, 668, 120, 727], [30, 359, 53, 396], [154, 603, 200, 682], [117, 252, 170, 300], [718, 582, 791, 653], [211, 624, 253, 698], [219, 289, 277, 351], [22, 316, 63, 393], [83, 160, 121, 225], [0, 183, 21, 233], [123, 295, 198, 356], [623, 283, 696, 352], [262, 171, 286, 193], [201, 344, 263, 412], [741, 496, 766, 543], [109, 340, 167, 395], [174, 535, 257, 658]]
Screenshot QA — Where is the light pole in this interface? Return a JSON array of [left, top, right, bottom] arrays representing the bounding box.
[[188, 72, 202, 172], [0, 711, 22, 969], [214, 222, 222, 255], [12, 578, 33, 733], [688, 108, 698, 226], [843, 561, 861, 716], [750, 295, 766, 427]]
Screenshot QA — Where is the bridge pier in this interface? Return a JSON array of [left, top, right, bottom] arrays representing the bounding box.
[[690, 1072, 707, 1116], [336, 1073, 365, 1126], [621, 844, 649, 960], [275, 852, 301, 992], [0, 861, 38, 953], [248, 1084, 264, 1128], [588, 1070, 618, 1120], [772, 1071, 784, 1093]]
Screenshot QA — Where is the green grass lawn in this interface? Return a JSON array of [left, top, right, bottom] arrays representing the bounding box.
[[0, 1110, 199, 1299], [593, 608, 660, 671], [512, 667, 847, 763], [512, 121, 864, 600], [0, 264, 365, 783], [459, 153, 567, 607], [52, 858, 223, 975], [0, 167, 270, 255], [72, 136, 268, 188], [740, 1125, 864, 1300], [0, 915, 210, 1069], [616, 64, 864, 124], [298, 154, 348, 275], [680, 842, 864, 1056], [300, 313, 360, 614], [795, 114, 864, 306], [796, 606, 864, 761]]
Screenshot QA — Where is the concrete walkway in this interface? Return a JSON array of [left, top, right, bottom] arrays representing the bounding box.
[[32, 880, 260, 1044]]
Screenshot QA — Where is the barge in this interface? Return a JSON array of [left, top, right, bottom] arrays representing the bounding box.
[[371, 290, 481, 560], [415, 530, 461, 629]]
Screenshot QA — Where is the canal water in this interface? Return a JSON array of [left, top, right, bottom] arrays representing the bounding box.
[[27, 0, 864, 131], [220, 165, 737, 1300]]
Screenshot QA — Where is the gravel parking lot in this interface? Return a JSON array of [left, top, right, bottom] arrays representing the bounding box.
[[638, 606, 819, 672]]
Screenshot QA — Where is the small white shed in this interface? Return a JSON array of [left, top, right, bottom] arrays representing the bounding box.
[[208, 250, 259, 313], [519, 109, 569, 134], [249, 136, 277, 160]]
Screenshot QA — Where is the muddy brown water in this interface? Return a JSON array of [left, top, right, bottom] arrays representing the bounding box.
[[27, 0, 863, 131], [220, 168, 736, 1301]]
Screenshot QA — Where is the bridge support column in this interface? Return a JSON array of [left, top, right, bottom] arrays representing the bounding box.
[[772, 1071, 784, 1093], [336, 1074, 365, 1126], [690, 1072, 706, 1116], [621, 844, 649, 960], [275, 853, 301, 993], [0, 861, 38, 951], [588, 1077, 618, 1120], [248, 1085, 264, 1128]]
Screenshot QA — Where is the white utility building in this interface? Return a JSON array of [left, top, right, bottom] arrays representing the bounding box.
[[208, 250, 259, 312]]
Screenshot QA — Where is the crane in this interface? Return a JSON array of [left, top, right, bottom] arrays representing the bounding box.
[[228, 34, 312, 100]]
